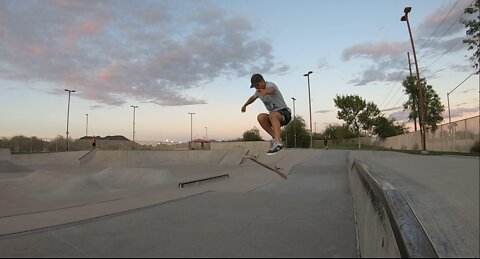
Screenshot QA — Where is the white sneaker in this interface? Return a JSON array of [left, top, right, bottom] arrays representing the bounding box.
[[267, 142, 283, 155]]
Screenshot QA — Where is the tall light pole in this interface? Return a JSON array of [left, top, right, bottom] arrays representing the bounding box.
[[205, 126, 208, 140], [85, 113, 89, 137], [401, 7, 427, 153], [131, 105, 138, 150], [291, 97, 297, 149], [303, 71, 313, 148], [447, 73, 476, 125], [65, 89, 76, 151], [188, 112, 195, 149]]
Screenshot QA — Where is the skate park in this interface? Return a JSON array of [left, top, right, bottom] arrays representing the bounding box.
[[0, 142, 478, 258]]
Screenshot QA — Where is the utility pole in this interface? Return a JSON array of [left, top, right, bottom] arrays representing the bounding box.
[[402, 7, 427, 153], [407, 52, 418, 132]]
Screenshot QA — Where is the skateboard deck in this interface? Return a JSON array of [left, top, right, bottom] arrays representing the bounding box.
[[244, 155, 287, 180]]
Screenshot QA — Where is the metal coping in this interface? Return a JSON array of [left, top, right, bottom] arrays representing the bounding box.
[[178, 174, 229, 188], [353, 160, 439, 258]]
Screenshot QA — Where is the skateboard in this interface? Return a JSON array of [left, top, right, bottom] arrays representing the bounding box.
[[244, 155, 287, 180]]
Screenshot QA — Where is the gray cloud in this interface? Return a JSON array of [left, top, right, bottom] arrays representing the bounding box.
[[0, 0, 288, 106], [317, 59, 333, 71], [381, 106, 403, 112], [315, 110, 334, 114], [348, 68, 405, 86], [444, 107, 479, 119], [388, 110, 410, 122], [342, 1, 472, 86], [342, 41, 407, 62]]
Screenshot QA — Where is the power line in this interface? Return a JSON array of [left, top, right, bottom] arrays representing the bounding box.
[[381, 72, 406, 111], [421, 39, 462, 72], [380, 71, 405, 109], [448, 72, 477, 95], [417, 0, 470, 62], [417, 0, 459, 58]]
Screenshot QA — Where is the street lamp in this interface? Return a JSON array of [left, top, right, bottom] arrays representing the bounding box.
[[401, 6, 427, 153], [447, 73, 477, 125], [65, 89, 76, 151], [188, 112, 195, 149], [85, 113, 89, 137], [303, 71, 313, 148], [205, 126, 208, 140], [291, 97, 297, 149], [131, 105, 138, 150]]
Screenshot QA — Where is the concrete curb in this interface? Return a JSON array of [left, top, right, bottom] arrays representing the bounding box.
[[350, 159, 438, 258]]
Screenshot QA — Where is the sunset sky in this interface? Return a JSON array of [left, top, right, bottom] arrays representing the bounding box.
[[1, 0, 478, 142]]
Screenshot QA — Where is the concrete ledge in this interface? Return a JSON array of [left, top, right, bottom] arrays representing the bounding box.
[[350, 159, 438, 258]]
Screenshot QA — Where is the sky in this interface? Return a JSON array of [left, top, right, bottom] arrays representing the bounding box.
[[0, 0, 479, 143]]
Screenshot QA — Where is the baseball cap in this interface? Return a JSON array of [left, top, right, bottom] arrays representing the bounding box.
[[250, 74, 264, 88]]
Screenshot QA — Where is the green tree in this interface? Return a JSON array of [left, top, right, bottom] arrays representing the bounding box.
[[358, 101, 381, 134], [334, 95, 366, 134], [402, 77, 445, 132], [322, 124, 357, 142], [242, 127, 263, 141], [334, 95, 380, 134], [281, 116, 311, 148], [49, 135, 67, 152], [461, 0, 480, 69], [373, 116, 407, 140]]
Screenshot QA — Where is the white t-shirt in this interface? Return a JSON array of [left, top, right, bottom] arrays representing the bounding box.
[[253, 82, 290, 112]]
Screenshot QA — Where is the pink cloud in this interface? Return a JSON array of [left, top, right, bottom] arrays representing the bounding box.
[[97, 70, 113, 81], [342, 41, 406, 61], [80, 22, 100, 33], [31, 46, 45, 57]]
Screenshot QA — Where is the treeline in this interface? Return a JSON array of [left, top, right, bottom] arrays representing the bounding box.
[[0, 135, 89, 153]]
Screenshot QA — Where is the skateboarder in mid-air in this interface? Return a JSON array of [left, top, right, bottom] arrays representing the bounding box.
[[241, 74, 292, 155]]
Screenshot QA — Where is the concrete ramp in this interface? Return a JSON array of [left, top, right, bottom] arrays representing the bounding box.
[[78, 148, 100, 165], [218, 147, 249, 166], [92, 166, 172, 189], [12, 151, 89, 166], [84, 150, 230, 167], [0, 148, 11, 161], [244, 149, 318, 175], [0, 160, 33, 173]]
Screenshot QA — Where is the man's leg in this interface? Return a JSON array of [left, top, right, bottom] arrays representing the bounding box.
[[257, 113, 275, 138], [268, 112, 283, 144]]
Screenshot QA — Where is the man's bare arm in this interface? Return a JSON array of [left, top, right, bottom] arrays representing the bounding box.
[[241, 96, 257, 113]]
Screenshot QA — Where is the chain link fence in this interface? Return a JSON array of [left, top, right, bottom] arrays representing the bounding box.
[[0, 137, 209, 153], [378, 115, 479, 153]]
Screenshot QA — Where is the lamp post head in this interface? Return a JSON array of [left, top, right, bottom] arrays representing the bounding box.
[[404, 7, 411, 14], [401, 16, 407, 22], [292, 97, 296, 101], [303, 71, 313, 77]]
